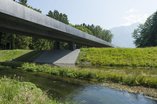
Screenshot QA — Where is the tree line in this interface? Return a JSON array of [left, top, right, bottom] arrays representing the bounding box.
[[0, 0, 113, 50], [133, 11, 157, 47]]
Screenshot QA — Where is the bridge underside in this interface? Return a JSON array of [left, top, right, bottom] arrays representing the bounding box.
[[0, 0, 114, 48]]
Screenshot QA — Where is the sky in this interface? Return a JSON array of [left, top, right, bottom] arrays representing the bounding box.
[[28, 0, 157, 29]]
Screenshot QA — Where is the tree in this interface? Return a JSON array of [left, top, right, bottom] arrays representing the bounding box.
[[133, 11, 157, 47], [74, 25, 93, 34], [74, 24, 113, 43], [31, 38, 53, 50], [47, 10, 69, 24], [18, 0, 27, 6], [0, 33, 11, 49], [14, 35, 32, 49]]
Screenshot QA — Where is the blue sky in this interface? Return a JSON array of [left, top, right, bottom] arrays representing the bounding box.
[[28, 0, 157, 29]]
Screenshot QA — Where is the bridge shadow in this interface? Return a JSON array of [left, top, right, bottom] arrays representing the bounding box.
[[14, 50, 43, 62], [0, 49, 78, 67], [0, 50, 42, 68], [33, 50, 73, 65]]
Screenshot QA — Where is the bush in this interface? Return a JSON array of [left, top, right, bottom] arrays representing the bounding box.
[[0, 77, 57, 104]]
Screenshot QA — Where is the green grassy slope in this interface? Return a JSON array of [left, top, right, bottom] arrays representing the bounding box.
[[78, 47, 157, 67], [0, 50, 31, 62], [0, 50, 42, 62], [0, 77, 57, 104]]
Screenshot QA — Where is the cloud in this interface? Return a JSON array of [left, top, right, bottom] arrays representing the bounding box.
[[122, 9, 149, 26], [126, 8, 138, 14]]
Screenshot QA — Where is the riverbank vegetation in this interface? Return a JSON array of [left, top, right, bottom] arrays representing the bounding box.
[[1, 62, 157, 89], [20, 63, 157, 88], [0, 77, 58, 104], [78, 47, 157, 67]]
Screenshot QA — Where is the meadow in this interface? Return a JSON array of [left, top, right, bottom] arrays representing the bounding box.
[[78, 47, 157, 67]]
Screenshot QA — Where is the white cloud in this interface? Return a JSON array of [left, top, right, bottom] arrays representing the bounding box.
[[126, 8, 138, 14], [122, 9, 149, 26]]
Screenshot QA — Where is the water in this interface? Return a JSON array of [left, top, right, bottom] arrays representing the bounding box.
[[0, 68, 157, 104], [69, 85, 157, 104]]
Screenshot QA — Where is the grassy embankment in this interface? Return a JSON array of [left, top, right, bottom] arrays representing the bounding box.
[[78, 47, 157, 67], [0, 49, 42, 62], [1, 48, 157, 101]]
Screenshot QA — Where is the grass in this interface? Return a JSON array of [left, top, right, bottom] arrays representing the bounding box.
[[2, 48, 157, 68], [0, 77, 58, 104], [3, 63, 155, 88], [0, 50, 31, 62], [0, 49, 42, 62], [78, 47, 157, 67]]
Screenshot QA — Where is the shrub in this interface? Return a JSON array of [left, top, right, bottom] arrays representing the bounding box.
[[0, 77, 57, 104]]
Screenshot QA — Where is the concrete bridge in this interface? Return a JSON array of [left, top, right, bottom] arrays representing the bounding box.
[[0, 0, 114, 50], [0, 0, 114, 66]]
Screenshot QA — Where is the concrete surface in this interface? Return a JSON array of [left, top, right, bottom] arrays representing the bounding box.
[[34, 49, 80, 66]]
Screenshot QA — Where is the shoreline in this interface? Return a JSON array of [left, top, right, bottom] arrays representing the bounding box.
[[102, 82, 157, 100]]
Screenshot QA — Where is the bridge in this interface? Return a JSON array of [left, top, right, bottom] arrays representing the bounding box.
[[0, 0, 114, 66], [0, 0, 114, 50]]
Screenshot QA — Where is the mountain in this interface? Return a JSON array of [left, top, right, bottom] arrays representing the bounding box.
[[110, 23, 139, 48]]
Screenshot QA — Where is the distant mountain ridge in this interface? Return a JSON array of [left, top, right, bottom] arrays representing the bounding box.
[[110, 23, 139, 48]]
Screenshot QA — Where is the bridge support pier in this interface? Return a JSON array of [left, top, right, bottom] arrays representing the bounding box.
[[0, 32, 2, 49], [54, 41, 60, 50], [68, 42, 76, 50]]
